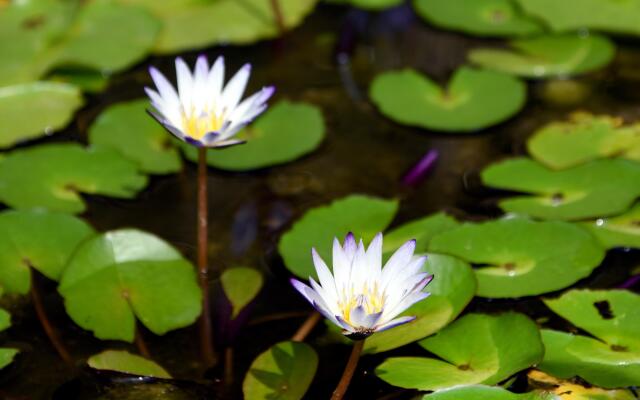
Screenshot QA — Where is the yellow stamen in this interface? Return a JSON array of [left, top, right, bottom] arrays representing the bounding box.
[[181, 109, 225, 140], [338, 282, 386, 325]]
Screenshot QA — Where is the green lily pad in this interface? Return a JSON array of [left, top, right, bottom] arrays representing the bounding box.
[[0, 143, 148, 214], [0, 303, 18, 370], [528, 370, 638, 400], [363, 253, 476, 353], [540, 289, 640, 388], [181, 101, 325, 171], [88, 350, 171, 378], [429, 218, 605, 298], [527, 114, 640, 169], [0, 209, 94, 295], [580, 203, 640, 249], [469, 34, 615, 79], [370, 67, 526, 132], [0, 82, 83, 149], [278, 195, 398, 279], [382, 212, 460, 255], [221, 267, 263, 319], [49, 68, 110, 93], [89, 99, 182, 174], [375, 312, 544, 390], [243, 341, 318, 400], [326, 0, 403, 10], [481, 157, 640, 220], [413, 0, 544, 37], [515, 0, 640, 36], [58, 229, 202, 342], [423, 385, 550, 400]]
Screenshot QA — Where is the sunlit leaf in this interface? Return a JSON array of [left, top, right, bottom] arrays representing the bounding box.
[[528, 369, 637, 400], [580, 203, 640, 249], [221, 267, 263, 319], [88, 350, 171, 378], [382, 212, 459, 255], [423, 385, 551, 400]]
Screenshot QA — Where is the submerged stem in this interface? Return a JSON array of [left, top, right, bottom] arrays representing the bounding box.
[[291, 311, 321, 342], [331, 339, 364, 400], [134, 326, 151, 359], [197, 147, 215, 366], [269, 0, 285, 33]]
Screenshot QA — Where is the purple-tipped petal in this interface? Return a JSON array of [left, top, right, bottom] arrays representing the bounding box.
[[343, 232, 357, 259], [375, 316, 416, 332], [184, 136, 204, 147], [209, 139, 246, 149], [335, 315, 355, 332]]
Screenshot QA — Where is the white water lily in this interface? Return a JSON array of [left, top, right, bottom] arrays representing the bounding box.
[[145, 55, 274, 148], [291, 233, 433, 339]]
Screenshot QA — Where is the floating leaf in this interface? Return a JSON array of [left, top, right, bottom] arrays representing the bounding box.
[[382, 212, 459, 255], [469, 34, 615, 79], [370, 67, 526, 132], [336, 0, 403, 10], [0, 302, 18, 370], [429, 218, 605, 298], [278, 195, 399, 279], [527, 113, 640, 169], [221, 267, 263, 319], [375, 312, 544, 390], [528, 370, 637, 400], [89, 99, 182, 174], [243, 341, 318, 400], [414, 0, 543, 37], [181, 101, 325, 171], [88, 350, 171, 378], [580, 203, 640, 249], [0, 143, 148, 214], [49, 68, 110, 93], [423, 385, 550, 400], [363, 253, 476, 353], [481, 157, 640, 220], [58, 229, 202, 342], [0, 82, 83, 149], [0, 209, 94, 295], [540, 289, 640, 388]]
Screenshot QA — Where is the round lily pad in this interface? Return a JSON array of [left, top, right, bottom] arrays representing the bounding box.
[[0, 143, 148, 214], [516, 0, 640, 36], [375, 312, 544, 390], [243, 341, 318, 400], [88, 350, 171, 378], [423, 385, 550, 400], [469, 34, 615, 79], [0, 305, 18, 370], [370, 67, 526, 132], [528, 370, 637, 400], [414, 0, 544, 37], [382, 212, 459, 256], [481, 157, 640, 220], [278, 195, 399, 279], [527, 113, 640, 169], [580, 203, 640, 249], [89, 99, 182, 174], [221, 267, 263, 319], [58, 229, 202, 342], [0, 209, 94, 295], [181, 101, 325, 171], [0, 82, 83, 149], [540, 289, 640, 388]]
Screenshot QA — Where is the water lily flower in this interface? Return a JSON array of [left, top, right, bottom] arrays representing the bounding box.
[[145, 55, 275, 148], [291, 233, 433, 339]]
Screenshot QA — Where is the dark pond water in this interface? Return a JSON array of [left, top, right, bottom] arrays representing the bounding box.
[[1, 3, 639, 399]]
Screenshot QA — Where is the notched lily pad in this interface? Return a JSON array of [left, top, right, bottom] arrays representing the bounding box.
[[375, 312, 544, 391], [243, 341, 318, 400], [414, 0, 544, 37], [481, 157, 640, 220], [580, 203, 640, 249], [382, 212, 459, 255], [429, 217, 605, 298], [0, 143, 148, 214], [370, 67, 526, 132], [221, 267, 263, 319], [278, 195, 399, 279], [89, 99, 182, 174], [88, 350, 171, 378], [469, 34, 615, 79], [540, 289, 640, 388], [0, 82, 83, 149], [58, 229, 202, 342]]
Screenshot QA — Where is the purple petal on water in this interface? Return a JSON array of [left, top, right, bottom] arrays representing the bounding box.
[[401, 149, 439, 187], [618, 274, 640, 289]]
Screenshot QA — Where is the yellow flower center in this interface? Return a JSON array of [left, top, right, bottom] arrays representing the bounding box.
[[181, 109, 225, 140], [338, 282, 385, 326]]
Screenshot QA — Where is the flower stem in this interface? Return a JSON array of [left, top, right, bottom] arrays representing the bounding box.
[[331, 339, 364, 400], [269, 0, 285, 33], [198, 147, 215, 366], [291, 311, 321, 342]]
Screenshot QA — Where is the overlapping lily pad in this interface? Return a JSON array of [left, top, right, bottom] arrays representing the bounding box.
[[0, 143, 148, 214], [414, 0, 543, 37], [88, 350, 171, 378], [89, 99, 182, 174], [243, 341, 318, 400], [382, 212, 459, 255], [370, 67, 526, 132], [423, 385, 550, 400], [516, 0, 640, 36], [540, 289, 640, 388], [278, 195, 398, 279], [0, 82, 83, 149], [580, 203, 640, 249], [0, 301, 18, 370], [181, 101, 325, 171], [527, 113, 640, 169], [429, 218, 605, 298], [0, 209, 94, 295], [221, 267, 263, 319], [481, 157, 640, 220], [375, 312, 544, 390], [528, 370, 637, 400], [469, 34, 615, 79], [338, 0, 403, 10], [58, 229, 202, 342]]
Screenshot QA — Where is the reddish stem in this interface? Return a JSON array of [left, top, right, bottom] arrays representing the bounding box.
[[291, 312, 321, 342], [135, 326, 151, 359], [269, 0, 285, 33], [331, 340, 364, 400], [198, 147, 215, 366]]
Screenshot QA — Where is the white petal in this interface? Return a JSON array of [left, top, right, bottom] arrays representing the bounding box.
[[381, 239, 416, 290], [332, 237, 351, 296], [383, 291, 430, 323], [207, 56, 225, 105], [193, 55, 209, 109], [349, 240, 368, 290], [221, 63, 251, 114], [336, 315, 356, 332], [149, 67, 179, 109], [312, 248, 338, 304], [374, 316, 416, 333], [175, 57, 194, 111], [342, 232, 357, 261], [366, 232, 383, 284]]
